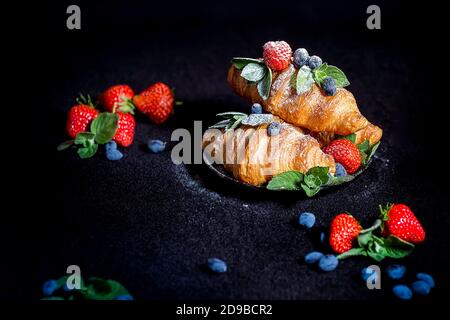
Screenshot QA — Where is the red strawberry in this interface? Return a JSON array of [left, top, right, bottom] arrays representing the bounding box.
[[262, 41, 292, 71], [133, 82, 174, 124], [66, 95, 99, 139], [330, 213, 362, 254], [113, 112, 136, 147], [380, 204, 425, 244], [99, 84, 135, 113], [324, 139, 361, 174]]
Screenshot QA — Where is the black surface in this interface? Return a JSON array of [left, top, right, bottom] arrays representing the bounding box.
[[12, 0, 450, 300]]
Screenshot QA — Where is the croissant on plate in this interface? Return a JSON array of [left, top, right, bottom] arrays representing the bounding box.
[[202, 117, 336, 186], [227, 64, 382, 144]]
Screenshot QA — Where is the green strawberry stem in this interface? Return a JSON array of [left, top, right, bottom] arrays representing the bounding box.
[[360, 219, 382, 234]]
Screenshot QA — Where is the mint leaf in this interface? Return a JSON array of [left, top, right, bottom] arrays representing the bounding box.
[[209, 119, 230, 129], [240, 63, 267, 82], [217, 111, 247, 119], [313, 63, 350, 87], [91, 113, 119, 144], [82, 278, 129, 300], [226, 115, 246, 131], [267, 171, 304, 190], [57, 140, 74, 151], [340, 133, 356, 144], [357, 140, 370, 153], [306, 166, 330, 184], [328, 175, 355, 186], [303, 175, 322, 189], [257, 67, 272, 100], [380, 235, 415, 259], [296, 66, 314, 95], [77, 144, 98, 159], [301, 183, 321, 197], [367, 141, 380, 162], [231, 57, 264, 69], [337, 247, 367, 260], [74, 132, 95, 146]]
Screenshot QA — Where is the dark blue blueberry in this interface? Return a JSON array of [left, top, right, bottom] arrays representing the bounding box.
[[42, 279, 58, 296], [322, 77, 336, 96], [392, 285, 413, 300], [318, 254, 339, 272], [304, 251, 323, 264], [106, 141, 122, 160], [251, 103, 263, 114], [411, 280, 431, 295], [115, 294, 134, 300], [207, 258, 227, 273], [147, 139, 166, 153], [416, 273, 435, 288], [298, 212, 316, 229], [267, 122, 281, 136], [386, 264, 406, 280], [361, 267, 378, 282], [335, 163, 347, 177], [293, 48, 309, 68], [308, 55, 322, 70], [319, 231, 326, 244]]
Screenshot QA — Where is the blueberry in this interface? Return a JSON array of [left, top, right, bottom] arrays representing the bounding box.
[[392, 285, 413, 300], [42, 279, 58, 296], [304, 251, 323, 264], [361, 267, 378, 282], [411, 280, 431, 295], [318, 254, 339, 272], [115, 294, 134, 300], [335, 163, 347, 177], [298, 212, 316, 229], [267, 122, 281, 136], [293, 48, 309, 68], [147, 139, 166, 153], [322, 77, 336, 96], [106, 141, 117, 152], [416, 273, 435, 288], [207, 258, 227, 273], [308, 55, 322, 70], [386, 264, 406, 280], [251, 103, 263, 114], [319, 231, 326, 244], [106, 148, 123, 161]]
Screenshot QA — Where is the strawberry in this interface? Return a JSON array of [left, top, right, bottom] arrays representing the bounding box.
[[380, 204, 425, 244], [329, 213, 362, 254], [262, 41, 292, 71], [113, 112, 136, 147], [133, 82, 174, 124], [66, 95, 99, 139], [324, 139, 361, 174], [99, 84, 135, 113]]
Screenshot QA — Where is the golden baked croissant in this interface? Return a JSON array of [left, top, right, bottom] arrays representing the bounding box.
[[202, 117, 335, 186], [227, 64, 382, 143]]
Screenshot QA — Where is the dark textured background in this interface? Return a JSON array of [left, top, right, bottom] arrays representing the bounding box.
[[12, 0, 449, 300]]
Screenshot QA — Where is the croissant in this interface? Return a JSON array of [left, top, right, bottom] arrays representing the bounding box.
[[202, 117, 335, 186], [227, 64, 382, 143]]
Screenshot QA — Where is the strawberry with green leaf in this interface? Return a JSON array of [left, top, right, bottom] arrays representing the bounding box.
[[65, 94, 99, 139], [99, 84, 135, 114]]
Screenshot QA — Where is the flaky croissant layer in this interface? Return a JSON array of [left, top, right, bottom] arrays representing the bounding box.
[[203, 118, 335, 186]]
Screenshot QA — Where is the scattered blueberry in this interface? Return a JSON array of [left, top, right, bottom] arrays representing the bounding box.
[[251, 103, 263, 114], [318, 254, 339, 272], [293, 48, 310, 68], [298, 212, 316, 229], [42, 279, 58, 296], [334, 163, 347, 177], [207, 258, 227, 273], [361, 267, 378, 282], [304, 251, 324, 264], [267, 122, 281, 136], [106, 141, 123, 161], [411, 280, 431, 295], [319, 231, 326, 244], [416, 273, 435, 288], [115, 294, 134, 300], [386, 264, 406, 280], [392, 285, 413, 300], [322, 76, 337, 96], [308, 55, 322, 70], [147, 139, 166, 153]]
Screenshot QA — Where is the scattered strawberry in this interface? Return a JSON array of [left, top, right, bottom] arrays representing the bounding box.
[[99, 84, 135, 113], [113, 112, 136, 147], [133, 82, 174, 124], [262, 41, 292, 71], [380, 204, 425, 244], [330, 213, 362, 254], [324, 139, 361, 174], [66, 95, 99, 139]]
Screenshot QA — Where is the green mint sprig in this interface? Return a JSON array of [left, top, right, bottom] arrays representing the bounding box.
[[294, 63, 350, 96], [232, 58, 272, 100], [209, 112, 273, 131]]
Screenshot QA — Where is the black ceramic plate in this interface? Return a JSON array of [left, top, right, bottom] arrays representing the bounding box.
[[203, 152, 373, 192]]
